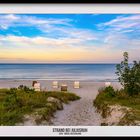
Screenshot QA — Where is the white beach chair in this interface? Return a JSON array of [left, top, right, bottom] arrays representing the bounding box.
[[74, 81, 80, 88], [52, 81, 58, 88], [105, 82, 111, 87], [33, 82, 41, 91]]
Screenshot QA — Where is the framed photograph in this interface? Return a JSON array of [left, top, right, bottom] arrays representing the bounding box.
[[0, 3, 140, 137]]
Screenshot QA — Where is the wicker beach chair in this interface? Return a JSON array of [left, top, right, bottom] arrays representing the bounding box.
[[33, 82, 41, 91], [74, 81, 80, 88], [105, 82, 111, 87], [52, 81, 58, 88], [61, 84, 67, 91], [32, 81, 37, 87]]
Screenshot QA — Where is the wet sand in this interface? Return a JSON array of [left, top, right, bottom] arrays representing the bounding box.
[[0, 80, 121, 126]]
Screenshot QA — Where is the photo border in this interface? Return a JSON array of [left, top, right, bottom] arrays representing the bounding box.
[[0, 3, 140, 138]]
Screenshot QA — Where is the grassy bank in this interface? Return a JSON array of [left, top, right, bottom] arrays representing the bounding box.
[[94, 86, 140, 125], [0, 87, 80, 126]]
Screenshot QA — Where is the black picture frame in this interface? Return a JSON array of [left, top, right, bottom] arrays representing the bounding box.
[[0, 0, 140, 4]]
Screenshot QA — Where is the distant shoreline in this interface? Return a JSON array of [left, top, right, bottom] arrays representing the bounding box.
[[0, 63, 133, 65]]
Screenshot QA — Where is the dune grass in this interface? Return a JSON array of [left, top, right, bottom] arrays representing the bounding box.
[[0, 87, 80, 126], [94, 86, 140, 125]]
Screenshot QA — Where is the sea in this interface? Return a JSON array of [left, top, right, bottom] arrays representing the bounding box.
[[0, 64, 119, 82]]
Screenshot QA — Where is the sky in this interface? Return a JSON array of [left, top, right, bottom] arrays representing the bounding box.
[[0, 14, 140, 63]]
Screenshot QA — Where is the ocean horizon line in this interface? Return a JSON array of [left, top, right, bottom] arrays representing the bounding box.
[[0, 63, 127, 65]]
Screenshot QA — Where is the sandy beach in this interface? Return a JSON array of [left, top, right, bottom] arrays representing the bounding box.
[[0, 80, 121, 126]]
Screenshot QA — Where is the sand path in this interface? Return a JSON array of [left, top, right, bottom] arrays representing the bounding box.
[[50, 82, 104, 126]]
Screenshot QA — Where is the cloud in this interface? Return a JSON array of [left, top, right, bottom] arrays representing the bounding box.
[[97, 14, 140, 34], [0, 34, 139, 63], [0, 14, 72, 30], [0, 14, 19, 29], [0, 35, 80, 44], [49, 27, 97, 41], [0, 35, 88, 50], [0, 14, 97, 42], [0, 35, 96, 63], [96, 14, 140, 55], [4, 14, 19, 20]]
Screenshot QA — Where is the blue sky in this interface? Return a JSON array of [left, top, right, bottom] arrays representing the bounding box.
[[0, 14, 140, 63]]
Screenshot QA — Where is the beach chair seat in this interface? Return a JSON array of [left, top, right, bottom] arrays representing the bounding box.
[[74, 81, 80, 88], [105, 82, 111, 87], [61, 84, 67, 91], [52, 81, 58, 88], [33, 82, 41, 91]]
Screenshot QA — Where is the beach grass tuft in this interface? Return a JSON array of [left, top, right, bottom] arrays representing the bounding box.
[[0, 86, 80, 126], [94, 86, 140, 125]]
